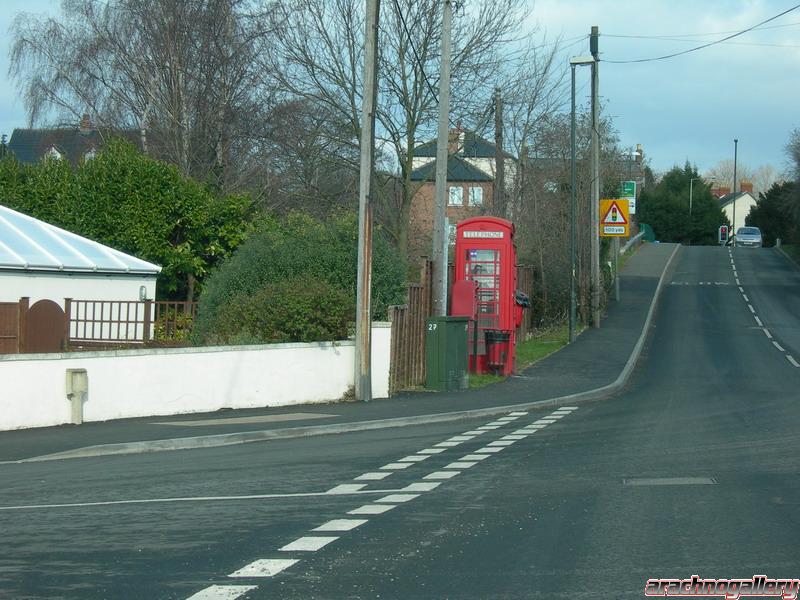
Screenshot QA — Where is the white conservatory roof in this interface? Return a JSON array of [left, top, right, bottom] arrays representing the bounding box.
[[0, 204, 161, 275]]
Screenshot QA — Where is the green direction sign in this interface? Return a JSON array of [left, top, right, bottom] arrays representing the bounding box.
[[621, 180, 636, 198]]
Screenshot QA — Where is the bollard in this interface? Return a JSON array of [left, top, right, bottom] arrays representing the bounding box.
[[66, 368, 88, 425]]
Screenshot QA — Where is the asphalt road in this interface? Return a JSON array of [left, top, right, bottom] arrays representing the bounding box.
[[2, 246, 800, 599]]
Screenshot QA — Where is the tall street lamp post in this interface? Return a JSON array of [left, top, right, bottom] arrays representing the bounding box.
[[568, 55, 595, 344], [689, 176, 714, 216], [732, 138, 739, 247]]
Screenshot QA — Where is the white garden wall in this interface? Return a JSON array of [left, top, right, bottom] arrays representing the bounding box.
[[0, 323, 391, 431]]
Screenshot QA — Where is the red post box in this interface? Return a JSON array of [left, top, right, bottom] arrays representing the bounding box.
[[451, 216, 517, 375]]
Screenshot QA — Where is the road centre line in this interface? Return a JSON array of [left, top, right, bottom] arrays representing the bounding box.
[[763, 328, 773, 339], [738, 286, 744, 293], [748, 304, 756, 314], [187, 408, 581, 598], [755, 316, 763, 327], [280, 536, 338, 552], [312, 519, 368, 532], [229, 559, 299, 578], [788, 355, 800, 368], [743, 294, 750, 302], [187, 585, 257, 600], [773, 341, 786, 352]]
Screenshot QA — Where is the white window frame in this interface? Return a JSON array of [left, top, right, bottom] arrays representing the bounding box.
[[468, 186, 484, 206], [45, 146, 62, 161], [448, 186, 464, 206]]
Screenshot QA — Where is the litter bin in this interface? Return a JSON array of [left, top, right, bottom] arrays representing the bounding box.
[[484, 329, 512, 375], [426, 316, 469, 391]]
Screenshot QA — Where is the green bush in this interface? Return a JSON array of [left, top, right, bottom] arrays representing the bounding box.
[[192, 210, 406, 344], [209, 276, 353, 344]]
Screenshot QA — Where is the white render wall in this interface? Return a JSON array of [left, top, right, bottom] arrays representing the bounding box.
[[0, 323, 391, 431], [722, 193, 757, 233], [0, 271, 157, 308]]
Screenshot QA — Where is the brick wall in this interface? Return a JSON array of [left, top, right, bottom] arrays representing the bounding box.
[[408, 181, 494, 261]]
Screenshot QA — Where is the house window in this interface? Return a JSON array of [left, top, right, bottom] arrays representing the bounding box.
[[448, 186, 464, 206], [45, 146, 62, 161], [84, 147, 97, 161], [448, 224, 457, 245], [468, 186, 483, 206]]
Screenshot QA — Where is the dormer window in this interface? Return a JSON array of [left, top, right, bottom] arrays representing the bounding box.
[[45, 146, 62, 161]]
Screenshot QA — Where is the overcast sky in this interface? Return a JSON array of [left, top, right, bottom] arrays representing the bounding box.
[[2, 0, 799, 175]]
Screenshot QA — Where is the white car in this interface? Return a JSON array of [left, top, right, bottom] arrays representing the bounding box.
[[736, 226, 763, 247]]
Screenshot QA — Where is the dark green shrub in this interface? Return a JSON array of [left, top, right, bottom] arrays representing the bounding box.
[[209, 275, 352, 344], [193, 210, 405, 344]]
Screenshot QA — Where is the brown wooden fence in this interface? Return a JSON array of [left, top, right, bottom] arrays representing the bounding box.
[[65, 299, 198, 346], [0, 298, 27, 354], [388, 261, 433, 394], [388, 262, 535, 394]]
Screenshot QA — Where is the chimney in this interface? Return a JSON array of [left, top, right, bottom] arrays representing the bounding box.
[[740, 181, 753, 194], [448, 122, 464, 154], [712, 186, 731, 198], [79, 113, 92, 134]]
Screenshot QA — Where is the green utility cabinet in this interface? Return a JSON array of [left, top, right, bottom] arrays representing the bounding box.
[[425, 316, 469, 391]]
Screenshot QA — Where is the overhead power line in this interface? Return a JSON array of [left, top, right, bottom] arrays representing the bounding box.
[[605, 20, 800, 40], [603, 3, 800, 64]]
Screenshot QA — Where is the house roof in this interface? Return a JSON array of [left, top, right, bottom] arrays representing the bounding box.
[[0, 204, 161, 275], [410, 155, 494, 183], [414, 131, 516, 160], [718, 191, 755, 208], [7, 127, 140, 166]]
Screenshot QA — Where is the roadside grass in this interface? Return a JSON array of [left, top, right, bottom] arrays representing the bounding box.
[[781, 244, 800, 266], [515, 325, 570, 370], [468, 324, 571, 388]]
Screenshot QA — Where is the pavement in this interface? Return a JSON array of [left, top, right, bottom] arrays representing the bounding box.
[[0, 241, 680, 464]]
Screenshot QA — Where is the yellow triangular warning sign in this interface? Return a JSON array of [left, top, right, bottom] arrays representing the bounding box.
[[601, 201, 628, 225]]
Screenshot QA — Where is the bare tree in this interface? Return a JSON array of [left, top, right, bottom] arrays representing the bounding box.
[[9, 0, 275, 193], [265, 0, 530, 256]]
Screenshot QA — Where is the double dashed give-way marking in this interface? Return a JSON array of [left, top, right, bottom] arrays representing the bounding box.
[[728, 248, 799, 368], [186, 407, 580, 599]]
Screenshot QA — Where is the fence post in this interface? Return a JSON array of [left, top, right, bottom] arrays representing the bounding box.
[[63, 298, 71, 351], [18, 297, 29, 353], [143, 299, 153, 342]]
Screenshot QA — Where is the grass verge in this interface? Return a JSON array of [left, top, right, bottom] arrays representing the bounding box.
[[468, 324, 571, 388]]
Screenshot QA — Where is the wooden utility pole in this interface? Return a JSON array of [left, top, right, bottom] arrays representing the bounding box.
[[354, 0, 380, 401], [494, 87, 505, 217], [590, 25, 601, 328], [431, 0, 453, 316]]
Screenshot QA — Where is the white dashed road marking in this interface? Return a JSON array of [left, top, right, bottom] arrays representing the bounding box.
[[754, 316, 763, 327], [748, 304, 756, 314], [445, 461, 478, 469], [354, 472, 391, 481], [280, 536, 338, 552], [348, 504, 395, 515], [380, 462, 412, 470], [763, 328, 773, 339], [229, 559, 299, 578], [773, 341, 786, 352], [397, 455, 429, 462], [423, 471, 460, 480], [187, 585, 257, 600], [327, 484, 367, 494], [402, 482, 441, 492], [376, 494, 419, 503], [742, 294, 749, 302], [313, 519, 368, 532], [184, 407, 582, 598], [461, 454, 490, 461], [788, 356, 800, 368]]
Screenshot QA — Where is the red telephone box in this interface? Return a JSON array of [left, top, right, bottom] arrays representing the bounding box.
[[451, 216, 517, 375]]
